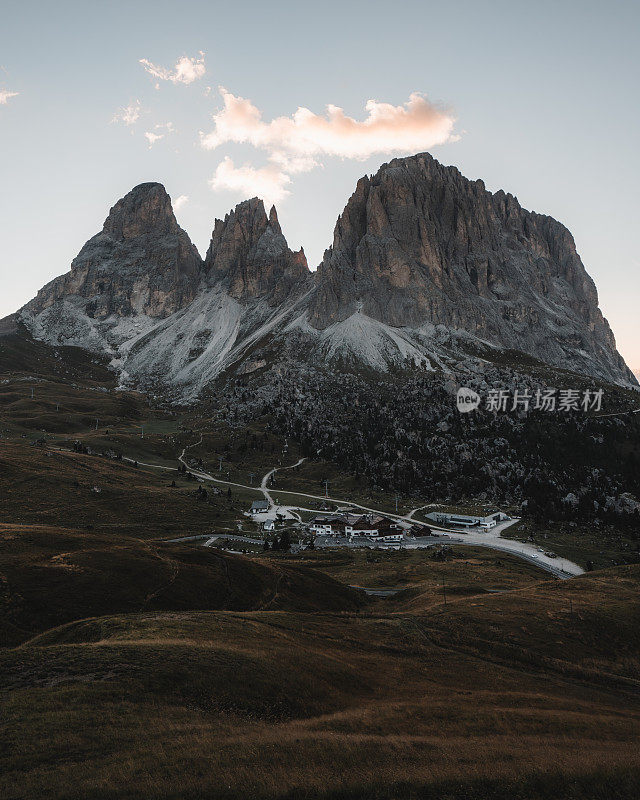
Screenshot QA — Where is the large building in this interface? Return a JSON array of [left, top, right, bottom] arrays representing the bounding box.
[[425, 510, 510, 530]]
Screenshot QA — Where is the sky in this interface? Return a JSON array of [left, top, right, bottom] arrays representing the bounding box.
[[0, 0, 638, 375]]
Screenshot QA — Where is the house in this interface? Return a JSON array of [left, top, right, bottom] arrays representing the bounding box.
[[309, 515, 348, 536], [370, 520, 406, 543], [250, 499, 269, 515], [263, 519, 275, 532], [345, 515, 384, 538]]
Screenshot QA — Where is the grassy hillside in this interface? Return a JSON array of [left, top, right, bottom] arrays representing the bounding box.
[[0, 525, 366, 647], [2, 568, 640, 799]]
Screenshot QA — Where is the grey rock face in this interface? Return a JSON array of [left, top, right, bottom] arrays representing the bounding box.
[[23, 183, 203, 320], [204, 198, 310, 305], [309, 153, 635, 386]]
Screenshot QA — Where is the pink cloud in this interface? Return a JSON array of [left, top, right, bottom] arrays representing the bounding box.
[[200, 88, 458, 162], [139, 52, 205, 85]]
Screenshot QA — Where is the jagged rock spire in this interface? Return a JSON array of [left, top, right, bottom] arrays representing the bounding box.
[[204, 198, 309, 304]]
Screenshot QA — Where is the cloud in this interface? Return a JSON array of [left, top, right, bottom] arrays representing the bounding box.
[[173, 194, 189, 211], [139, 52, 206, 85], [112, 100, 142, 125], [144, 131, 164, 148], [0, 89, 19, 105], [209, 157, 292, 206], [144, 122, 174, 148], [200, 88, 458, 163]]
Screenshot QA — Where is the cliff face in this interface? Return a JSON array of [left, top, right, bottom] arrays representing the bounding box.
[[204, 198, 310, 305], [308, 153, 633, 385], [24, 183, 203, 320]]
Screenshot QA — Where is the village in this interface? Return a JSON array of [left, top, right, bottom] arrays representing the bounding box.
[[249, 499, 409, 546], [244, 497, 520, 551]]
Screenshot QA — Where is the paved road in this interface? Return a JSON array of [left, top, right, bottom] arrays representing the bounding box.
[[409, 536, 577, 579]]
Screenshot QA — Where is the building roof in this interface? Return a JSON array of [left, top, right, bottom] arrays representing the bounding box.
[[311, 514, 347, 525]]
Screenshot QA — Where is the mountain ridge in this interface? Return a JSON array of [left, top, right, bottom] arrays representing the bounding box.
[[14, 153, 637, 397]]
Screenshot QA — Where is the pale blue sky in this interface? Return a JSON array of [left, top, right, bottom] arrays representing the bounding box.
[[1, 0, 638, 373]]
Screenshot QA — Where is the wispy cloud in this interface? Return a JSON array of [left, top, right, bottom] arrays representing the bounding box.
[[112, 99, 142, 125], [173, 194, 189, 211], [200, 88, 458, 203], [144, 122, 174, 148], [139, 52, 206, 85], [0, 88, 19, 105], [209, 156, 292, 206]]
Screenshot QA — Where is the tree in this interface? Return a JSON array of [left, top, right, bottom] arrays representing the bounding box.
[[278, 530, 291, 552]]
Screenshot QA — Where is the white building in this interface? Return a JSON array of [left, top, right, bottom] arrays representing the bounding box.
[[309, 515, 347, 536]]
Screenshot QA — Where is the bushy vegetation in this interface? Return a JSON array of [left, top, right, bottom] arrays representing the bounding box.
[[216, 365, 640, 536]]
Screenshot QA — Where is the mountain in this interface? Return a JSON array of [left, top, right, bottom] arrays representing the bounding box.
[[308, 154, 631, 386], [24, 182, 202, 322], [14, 154, 637, 398]]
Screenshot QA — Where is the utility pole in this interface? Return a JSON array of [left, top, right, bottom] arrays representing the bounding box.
[[248, 472, 256, 485], [95, 418, 99, 430], [56, 403, 59, 412], [395, 495, 400, 513], [218, 456, 223, 472], [141, 425, 144, 439], [30, 387, 34, 400], [323, 479, 330, 498]]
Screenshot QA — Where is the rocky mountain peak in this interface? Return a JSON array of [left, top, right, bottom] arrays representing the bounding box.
[[204, 198, 310, 304], [308, 152, 635, 386], [21, 183, 203, 328], [102, 182, 179, 240]]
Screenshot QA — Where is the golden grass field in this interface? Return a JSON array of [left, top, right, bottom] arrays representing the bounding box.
[[2, 572, 640, 799]]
